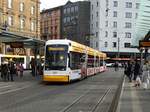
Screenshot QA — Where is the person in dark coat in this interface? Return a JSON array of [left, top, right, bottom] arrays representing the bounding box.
[[2, 63, 9, 81], [133, 60, 142, 87], [8, 62, 15, 81], [114, 61, 119, 71], [133, 61, 141, 81], [126, 61, 134, 82]]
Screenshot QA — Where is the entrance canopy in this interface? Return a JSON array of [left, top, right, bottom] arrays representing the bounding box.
[[0, 30, 45, 48]]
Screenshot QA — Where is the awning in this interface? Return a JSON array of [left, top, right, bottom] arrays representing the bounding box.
[[0, 30, 45, 48]]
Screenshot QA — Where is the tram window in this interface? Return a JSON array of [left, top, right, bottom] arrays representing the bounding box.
[[100, 61, 103, 66], [87, 55, 94, 67], [70, 52, 82, 70]]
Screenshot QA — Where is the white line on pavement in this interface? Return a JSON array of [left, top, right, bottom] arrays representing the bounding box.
[[0, 85, 31, 95], [0, 85, 12, 89]]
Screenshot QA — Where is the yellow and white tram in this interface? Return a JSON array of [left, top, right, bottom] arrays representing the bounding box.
[[43, 39, 107, 82]]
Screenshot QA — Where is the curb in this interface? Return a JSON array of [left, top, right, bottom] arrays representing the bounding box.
[[108, 74, 125, 112]]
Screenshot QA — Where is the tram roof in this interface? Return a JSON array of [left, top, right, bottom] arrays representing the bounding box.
[[0, 30, 45, 48]]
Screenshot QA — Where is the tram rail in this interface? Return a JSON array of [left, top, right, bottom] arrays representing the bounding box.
[[60, 88, 111, 112]]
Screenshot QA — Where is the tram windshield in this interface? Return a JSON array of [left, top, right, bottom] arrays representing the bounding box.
[[45, 45, 68, 71]]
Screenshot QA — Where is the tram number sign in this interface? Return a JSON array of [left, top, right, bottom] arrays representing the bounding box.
[[10, 42, 24, 48]]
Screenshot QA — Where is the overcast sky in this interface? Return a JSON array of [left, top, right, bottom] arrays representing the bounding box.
[[40, 0, 84, 10]]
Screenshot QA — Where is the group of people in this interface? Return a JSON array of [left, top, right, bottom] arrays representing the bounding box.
[[1, 61, 24, 81], [124, 60, 150, 89]]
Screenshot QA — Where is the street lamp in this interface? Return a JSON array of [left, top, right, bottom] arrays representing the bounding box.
[[117, 37, 120, 58]]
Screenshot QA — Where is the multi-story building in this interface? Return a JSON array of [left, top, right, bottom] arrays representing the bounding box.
[[0, 0, 40, 54], [62, 1, 90, 46], [40, 1, 90, 46], [40, 6, 62, 40], [89, 0, 140, 58]]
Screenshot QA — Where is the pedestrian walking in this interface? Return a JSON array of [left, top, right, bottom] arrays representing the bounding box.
[[126, 61, 134, 82], [19, 64, 24, 78], [8, 61, 15, 81], [142, 61, 150, 89], [124, 62, 128, 75], [16, 63, 20, 76], [2, 62, 9, 81], [133, 60, 141, 87], [30, 58, 35, 76], [1, 63, 4, 80], [114, 61, 119, 71]]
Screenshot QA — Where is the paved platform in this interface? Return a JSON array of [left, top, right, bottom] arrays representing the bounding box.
[[117, 76, 150, 112]]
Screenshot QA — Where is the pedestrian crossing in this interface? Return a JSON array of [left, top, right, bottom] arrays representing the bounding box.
[[0, 81, 35, 95]]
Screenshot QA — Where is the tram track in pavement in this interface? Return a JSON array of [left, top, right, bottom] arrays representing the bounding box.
[[60, 88, 111, 112]]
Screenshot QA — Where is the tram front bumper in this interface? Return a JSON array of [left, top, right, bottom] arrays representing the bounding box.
[[43, 75, 69, 82]]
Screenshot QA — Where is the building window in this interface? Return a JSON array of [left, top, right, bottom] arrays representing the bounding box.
[[92, 4, 93, 10], [136, 3, 140, 9], [71, 7, 74, 13], [113, 21, 117, 28], [31, 21, 35, 31], [20, 2, 24, 12], [104, 42, 108, 47], [20, 18, 25, 29], [31, 6, 35, 15], [106, 0, 109, 6], [105, 21, 108, 27], [125, 22, 132, 28], [113, 32, 117, 38], [113, 1, 118, 7], [125, 32, 131, 38], [64, 8, 67, 14], [75, 6, 78, 12], [92, 14, 93, 20], [124, 43, 131, 48], [113, 11, 117, 17], [113, 42, 117, 48], [96, 32, 99, 37], [8, 0, 12, 8], [91, 24, 93, 29], [97, 1, 99, 7], [96, 42, 99, 48], [96, 11, 99, 17], [8, 16, 13, 26], [96, 21, 98, 27], [106, 8, 109, 17], [105, 31, 108, 37], [63, 18, 67, 23], [125, 12, 132, 18], [135, 13, 138, 19], [126, 2, 132, 8]]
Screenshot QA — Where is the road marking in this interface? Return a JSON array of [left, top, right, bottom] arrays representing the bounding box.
[[0, 83, 12, 86], [0, 85, 12, 89], [0, 85, 31, 95]]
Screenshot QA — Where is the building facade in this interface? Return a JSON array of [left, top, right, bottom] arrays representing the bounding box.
[[0, 0, 40, 54], [89, 0, 140, 58], [40, 1, 90, 46], [62, 1, 90, 46], [40, 6, 62, 40]]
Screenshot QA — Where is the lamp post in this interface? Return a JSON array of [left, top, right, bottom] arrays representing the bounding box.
[[117, 37, 120, 58]]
